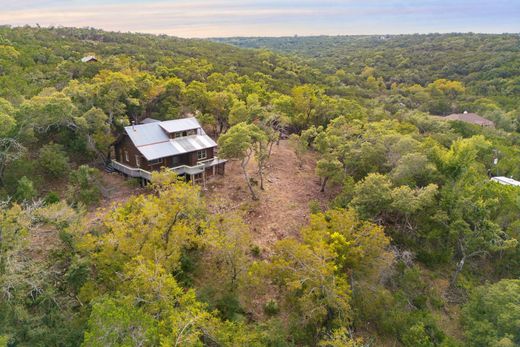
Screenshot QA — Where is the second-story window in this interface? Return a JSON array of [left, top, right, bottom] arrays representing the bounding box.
[[197, 150, 207, 161], [149, 158, 163, 165], [124, 150, 129, 162], [135, 155, 141, 167]]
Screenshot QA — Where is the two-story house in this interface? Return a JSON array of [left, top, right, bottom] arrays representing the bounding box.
[[110, 117, 226, 185]]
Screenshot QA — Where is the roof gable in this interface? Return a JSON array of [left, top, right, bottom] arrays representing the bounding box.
[[159, 117, 201, 133], [445, 113, 494, 126]]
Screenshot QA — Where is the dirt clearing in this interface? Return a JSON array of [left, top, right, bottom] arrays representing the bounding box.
[[205, 140, 336, 252]]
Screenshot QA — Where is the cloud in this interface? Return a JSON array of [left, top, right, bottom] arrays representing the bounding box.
[[0, 0, 518, 37]]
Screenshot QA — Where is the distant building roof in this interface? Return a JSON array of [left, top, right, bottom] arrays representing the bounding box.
[[140, 117, 161, 124], [81, 56, 98, 63], [123, 117, 216, 161], [444, 112, 495, 127], [491, 176, 520, 187]]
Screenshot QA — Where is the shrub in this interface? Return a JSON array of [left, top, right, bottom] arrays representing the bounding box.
[[308, 199, 321, 214], [14, 176, 36, 202], [43, 191, 60, 205], [67, 165, 101, 206], [264, 299, 280, 316], [38, 143, 70, 178], [462, 279, 520, 347], [250, 244, 261, 257]]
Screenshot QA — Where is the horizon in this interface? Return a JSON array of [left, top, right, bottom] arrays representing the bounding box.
[[1, 0, 519, 38]]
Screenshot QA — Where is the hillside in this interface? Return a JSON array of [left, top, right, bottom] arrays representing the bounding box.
[[214, 34, 520, 109], [0, 27, 519, 347]]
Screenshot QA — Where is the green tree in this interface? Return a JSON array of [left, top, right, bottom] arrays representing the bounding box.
[[218, 123, 267, 199], [38, 143, 70, 178], [462, 279, 520, 347]]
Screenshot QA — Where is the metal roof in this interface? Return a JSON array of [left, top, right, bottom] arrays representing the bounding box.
[[491, 176, 520, 187], [159, 117, 201, 133], [124, 122, 170, 147], [444, 113, 494, 127], [123, 117, 215, 161], [137, 135, 217, 161], [140, 117, 161, 124], [81, 56, 97, 62]]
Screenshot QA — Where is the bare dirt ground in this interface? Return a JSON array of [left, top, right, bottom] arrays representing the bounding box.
[[205, 140, 337, 252]]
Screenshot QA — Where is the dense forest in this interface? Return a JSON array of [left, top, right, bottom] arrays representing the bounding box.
[[0, 27, 519, 346]]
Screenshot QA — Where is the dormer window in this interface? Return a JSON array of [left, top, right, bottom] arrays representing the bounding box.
[[171, 129, 197, 139]]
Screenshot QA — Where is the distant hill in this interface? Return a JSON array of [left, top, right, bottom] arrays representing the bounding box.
[[213, 34, 520, 108]]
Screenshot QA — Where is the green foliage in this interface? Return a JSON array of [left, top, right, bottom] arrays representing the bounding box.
[[1, 27, 520, 347], [462, 279, 520, 347], [38, 142, 70, 178], [67, 165, 101, 206], [14, 176, 36, 202]]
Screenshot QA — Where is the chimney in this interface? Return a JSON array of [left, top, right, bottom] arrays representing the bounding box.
[[132, 121, 136, 131]]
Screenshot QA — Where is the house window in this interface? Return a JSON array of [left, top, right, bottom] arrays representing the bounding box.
[[197, 150, 207, 161], [124, 150, 129, 162], [149, 158, 163, 165], [135, 155, 141, 167]]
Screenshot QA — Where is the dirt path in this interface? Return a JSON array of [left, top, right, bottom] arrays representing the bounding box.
[[205, 140, 336, 252]]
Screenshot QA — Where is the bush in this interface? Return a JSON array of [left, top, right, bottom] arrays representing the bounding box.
[[38, 143, 70, 178], [264, 299, 280, 316], [14, 176, 36, 202], [43, 191, 60, 205], [67, 165, 101, 206], [308, 199, 321, 214], [250, 244, 261, 257], [462, 279, 520, 347]]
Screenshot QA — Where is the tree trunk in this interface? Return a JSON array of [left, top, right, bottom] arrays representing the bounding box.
[[320, 177, 328, 192], [241, 159, 257, 200], [258, 164, 264, 190], [451, 256, 465, 286]]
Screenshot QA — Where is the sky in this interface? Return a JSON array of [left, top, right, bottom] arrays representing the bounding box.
[[0, 0, 519, 38]]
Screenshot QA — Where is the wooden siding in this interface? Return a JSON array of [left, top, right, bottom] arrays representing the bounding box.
[[114, 135, 215, 172]]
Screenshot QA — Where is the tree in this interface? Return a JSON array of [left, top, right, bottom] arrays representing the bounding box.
[[83, 297, 157, 347], [316, 154, 344, 192], [351, 173, 393, 220], [288, 133, 307, 168], [218, 123, 267, 199], [462, 279, 520, 347], [197, 214, 252, 319], [38, 143, 70, 178]]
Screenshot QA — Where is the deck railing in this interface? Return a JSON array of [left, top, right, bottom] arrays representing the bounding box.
[[110, 160, 152, 180], [111, 157, 226, 181]]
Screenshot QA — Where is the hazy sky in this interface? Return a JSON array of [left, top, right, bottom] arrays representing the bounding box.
[[0, 0, 519, 38]]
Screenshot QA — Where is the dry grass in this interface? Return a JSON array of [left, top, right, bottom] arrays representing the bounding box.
[[205, 139, 337, 254]]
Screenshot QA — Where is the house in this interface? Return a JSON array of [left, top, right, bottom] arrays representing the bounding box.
[[491, 176, 520, 187], [81, 55, 98, 63], [443, 111, 495, 127], [110, 117, 226, 185]]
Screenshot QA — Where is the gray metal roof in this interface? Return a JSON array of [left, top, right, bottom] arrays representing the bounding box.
[[123, 118, 215, 161], [159, 117, 201, 133], [125, 122, 169, 147], [491, 176, 520, 187], [81, 56, 97, 62], [140, 117, 161, 124], [137, 135, 217, 160]]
